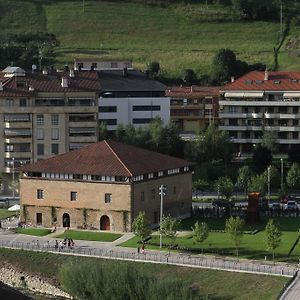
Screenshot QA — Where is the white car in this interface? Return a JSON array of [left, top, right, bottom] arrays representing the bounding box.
[[284, 201, 298, 210]]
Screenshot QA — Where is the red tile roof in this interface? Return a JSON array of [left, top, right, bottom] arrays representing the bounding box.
[[20, 140, 194, 177], [166, 86, 220, 98], [223, 71, 300, 91], [0, 70, 101, 97]]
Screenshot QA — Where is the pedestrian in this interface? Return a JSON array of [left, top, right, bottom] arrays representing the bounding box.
[[141, 243, 145, 254], [68, 239, 71, 248], [281, 268, 284, 276], [55, 240, 58, 251], [137, 246, 140, 254], [59, 240, 63, 252], [36, 240, 40, 248], [70, 239, 74, 249]]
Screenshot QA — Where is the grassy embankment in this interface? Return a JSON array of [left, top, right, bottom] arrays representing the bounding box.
[[2, 0, 300, 78], [0, 247, 289, 300], [121, 217, 300, 262], [0, 209, 17, 220]]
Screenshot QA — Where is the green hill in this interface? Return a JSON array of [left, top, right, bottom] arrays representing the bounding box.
[[1, 0, 300, 78]]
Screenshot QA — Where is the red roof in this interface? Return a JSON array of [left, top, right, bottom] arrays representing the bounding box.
[[20, 140, 194, 176], [223, 71, 300, 91], [166, 85, 220, 98], [0, 70, 101, 97]]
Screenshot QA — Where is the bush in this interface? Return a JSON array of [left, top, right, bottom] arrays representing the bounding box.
[[59, 260, 201, 300]]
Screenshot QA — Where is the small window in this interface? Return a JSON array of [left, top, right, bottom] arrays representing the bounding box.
[[105, 193, 112, 203], [19, 98, 27, 107], [37, 189, 44, 199], [51, 128, 59, 140], [70, 192, 77, 201], [141, 191, 145, 202], [37, 144, 44, 155], [158, 171, 163, 177], [36, 114, 44, 125], [51, 114, 59, 125], [51, 143, 59, 154], [37, 128, 44, 140], [6, 99, 13, 107]]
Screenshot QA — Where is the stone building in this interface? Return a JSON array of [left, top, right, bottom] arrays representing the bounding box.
[[19, 140, 194, 232]]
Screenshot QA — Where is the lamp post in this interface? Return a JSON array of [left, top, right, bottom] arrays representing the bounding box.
[[12, 157, 15, 207], [267, 166, 271, 205], [159, 185, 166, 248], [280, 158, 284, 189]]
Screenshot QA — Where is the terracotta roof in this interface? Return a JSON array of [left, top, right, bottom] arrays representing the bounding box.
[[0, 70, 101, 97], [166, 86, 220, 98], [223, 71, 300, 91], [20, 140, 194, 177]]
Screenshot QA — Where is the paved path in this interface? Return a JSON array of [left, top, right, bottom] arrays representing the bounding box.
[[280, 274, 300, 300]]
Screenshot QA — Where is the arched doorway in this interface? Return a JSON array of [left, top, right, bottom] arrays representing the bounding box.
[[62, 213, 70, 228], [100, 215, 110, 231]]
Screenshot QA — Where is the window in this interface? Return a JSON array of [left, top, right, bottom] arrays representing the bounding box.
[[228, 106, 238, 113], [6, 99, 13, 107], [36, 114, 44, 125], [293, 107, 299, 114], [37, 128, 44, 140], [101, 119, 117, 126], [51, 128, 59, 140], [51, 143, 59, 154], [99, 106, 117, 113], [293, 120, 299, 126], [148, 173, 154, 179], [36, 213, 43, 225], [132, 118, 152, 124], [19, 98, 27, 107], [37, 189, 44, 199], [37, 144, 44, 155], [132, 105, 160, 111], [141, 191, 145, 202], [105, 193, 112, 203], [158, 171, 163, 177], [70, 192, 77, 201], [51, 114, 59, 125]]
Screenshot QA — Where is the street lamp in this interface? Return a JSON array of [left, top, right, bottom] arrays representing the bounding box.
[[267, 166, 271, 205], [280, 158, 284, 189], [159, 185, 166, 248]]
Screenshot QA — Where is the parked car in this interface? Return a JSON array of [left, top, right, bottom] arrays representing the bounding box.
[[269, 203, 281, 210], [281, 195, 294, 204], [212, 199, 234, 208], [284, 201, 298, 210]]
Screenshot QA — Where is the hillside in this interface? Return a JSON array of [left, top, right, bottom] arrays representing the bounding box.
[[1, 0, 300, 78]]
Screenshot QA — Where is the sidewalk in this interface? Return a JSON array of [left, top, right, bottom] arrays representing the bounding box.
[[0, 230, 298, 278]]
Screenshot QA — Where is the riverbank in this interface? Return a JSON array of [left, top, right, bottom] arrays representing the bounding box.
[[0, 263, 71, 299]]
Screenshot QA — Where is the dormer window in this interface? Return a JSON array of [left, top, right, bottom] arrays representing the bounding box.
[[273, 80, 281, 84]]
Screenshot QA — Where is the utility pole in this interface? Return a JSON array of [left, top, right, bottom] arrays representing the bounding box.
[[159, 185, 166, 248], [280, 158, 284, 189], [12, 157, 15, 207], [267, 166, 271, 205], [280, 2, 283, 37]]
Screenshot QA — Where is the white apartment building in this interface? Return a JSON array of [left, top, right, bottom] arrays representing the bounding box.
[[0, 66, 100, 193], [98, 69, 170, 130], [74, 59, 133, 71], [220, 70, 300, 154]]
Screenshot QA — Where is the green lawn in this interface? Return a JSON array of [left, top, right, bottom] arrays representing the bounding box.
[[1, 0, 298, 77], [0, 209, 17, 220], [56, 230, 122, 242], [0, 248, 289, 300], [121, 217, 300, 262], [14, 228, 51, 236]]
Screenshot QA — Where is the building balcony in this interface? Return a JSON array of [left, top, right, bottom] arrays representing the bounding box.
[[5, 151, 32, 159], [69, 136, 98, 143], [4, 122, 32, 129], [4, 129, 32, 138], [69, 121, 97, 127], [219, 100, 300, 107]]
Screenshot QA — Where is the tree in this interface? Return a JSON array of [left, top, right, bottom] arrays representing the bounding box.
[[192, 221, 209, 253], [182, 69, 197, 85], [261, 131, 278, 154], [262, 165, 280, 190], [287, 163, 300, 190], [132, 211, 152, 243], [249, 173, 267, 194], [98, 122, 108, 141], [225, 216, 245, 257], [236, 166, 252, 197], [215, 176, 234, 200], [252, 145, 272, 173], [159, 215, 180, 249], [211, 48, 237, 83], [265, 219, 282, 263], [148, 61, 160, 77]]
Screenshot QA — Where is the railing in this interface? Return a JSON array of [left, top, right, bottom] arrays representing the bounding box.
[[0, 240, 297, 277]]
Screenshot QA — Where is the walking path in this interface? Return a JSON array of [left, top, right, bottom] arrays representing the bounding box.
[[280, 273, 300, 300], [0, 229, 297, 279]]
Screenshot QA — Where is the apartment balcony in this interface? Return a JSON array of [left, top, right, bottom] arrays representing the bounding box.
[[219, 100, 300, 107], [4, 122, 32, 129], [264, 126, 300, 132], [230, 138, 261, 144], [219, 113, 248, 118], [5, 151, 32, 159], [278, 139, 300, 144], [4, 128, 32, 138], [69, 136, 97, 143], [69, 121, 97, 127], [219, 125, 247, 131]]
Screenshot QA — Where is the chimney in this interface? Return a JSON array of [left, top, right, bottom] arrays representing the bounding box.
[[61, 77, 68, 88], [264, 69, 269, 81], [190, 85, 194, 92], [231, 76, 235, 82], [28, 85, 34, 92], [123, 67, 128, 77], [69, 69, 75, 78], [0, 81, 3, 91], [42, 69, 48, 75]]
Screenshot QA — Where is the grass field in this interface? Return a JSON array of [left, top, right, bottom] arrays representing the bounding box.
[[56, 230, 122, 242], [0, 209, 17, 220], [121, 217, 300, 262], [0, 248, 289, 299], [1, 0, 298, 77], [14, 228, 51, 236]]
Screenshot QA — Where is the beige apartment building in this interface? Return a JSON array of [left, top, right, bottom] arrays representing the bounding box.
[[19, 140, 194, 231], [220, 70, 300, 154], [0, 66, 100, 193], [166, 86, 220, 140]]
